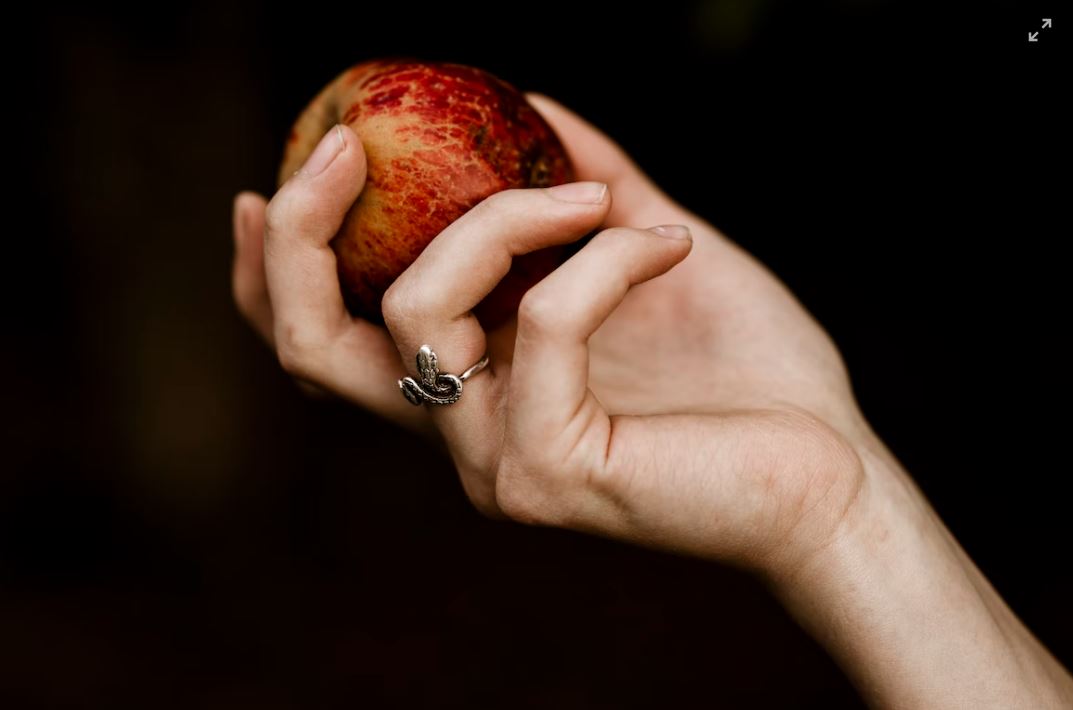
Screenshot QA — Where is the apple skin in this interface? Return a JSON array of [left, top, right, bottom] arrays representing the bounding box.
[[276, 58, 577, 329]]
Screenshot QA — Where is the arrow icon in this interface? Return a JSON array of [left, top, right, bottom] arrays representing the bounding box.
[[1028, 31, 1039, 42], [1042, 18, 1052, 29]]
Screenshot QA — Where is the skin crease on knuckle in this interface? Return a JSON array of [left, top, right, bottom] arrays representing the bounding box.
[[481, 187, 524, 212], [261, 194, 293, 242], [380, 281, 429, 339], [263, 187, 332, 245], [471, 187, 591, 248], [515, 288, 561, 337], [274, 322, 329, 383], [378, 283, 407, 332], [458, 188, 529, 232], [516, 230, 636, 336]]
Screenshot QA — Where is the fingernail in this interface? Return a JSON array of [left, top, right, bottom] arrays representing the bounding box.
[[297, 124, 345, 177], [546, 181, 607, 204], [647, 224, 692, 240]]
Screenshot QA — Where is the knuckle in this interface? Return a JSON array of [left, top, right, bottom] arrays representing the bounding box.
[[263, 188, 320, 240], [382, 277, 453, 336], [591, 226, 638, 246], [380, 280, 416, 330], [477, 187, 524, 214], [460, 188, 528, 227], [275, 343, 305, 378], [275, 345, 302, 378], [517, 287, 561, 335], [274, 322, 326, 380], [262, 194, 289, 237]]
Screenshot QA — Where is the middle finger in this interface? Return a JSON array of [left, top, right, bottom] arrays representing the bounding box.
[[381, 182, 611, 509]]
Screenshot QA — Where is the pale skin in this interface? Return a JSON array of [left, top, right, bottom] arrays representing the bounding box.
[[231, 94, 1073, 708]]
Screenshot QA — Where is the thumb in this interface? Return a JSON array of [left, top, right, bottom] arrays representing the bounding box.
[[525, 92, 676, 226]]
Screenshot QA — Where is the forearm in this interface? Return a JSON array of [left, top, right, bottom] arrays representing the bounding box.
[[771, 432, 1073, 709]]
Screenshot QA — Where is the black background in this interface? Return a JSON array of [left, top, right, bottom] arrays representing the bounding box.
[[3, 1, 1067, 708]]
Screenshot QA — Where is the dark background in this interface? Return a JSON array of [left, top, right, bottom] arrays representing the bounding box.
[[4, 1, 1067, 708]]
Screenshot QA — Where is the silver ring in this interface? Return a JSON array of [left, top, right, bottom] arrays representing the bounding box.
[[398, 344, 489, 406]]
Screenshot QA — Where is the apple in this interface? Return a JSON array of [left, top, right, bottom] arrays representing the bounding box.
[[276, 58, 576, 329]]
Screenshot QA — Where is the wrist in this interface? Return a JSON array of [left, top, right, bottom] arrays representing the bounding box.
[[764, 427, 1073, 708], [766, 428, 930, 599]]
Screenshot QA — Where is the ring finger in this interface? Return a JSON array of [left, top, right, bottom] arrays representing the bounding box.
[[381, 182, 611, 512]]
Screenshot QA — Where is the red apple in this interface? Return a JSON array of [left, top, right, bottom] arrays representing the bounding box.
[[276, 58, 576, 329]]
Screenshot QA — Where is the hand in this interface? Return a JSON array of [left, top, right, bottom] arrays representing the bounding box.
[[232, 96, 870, 577], [233, 96, 1073, 708]]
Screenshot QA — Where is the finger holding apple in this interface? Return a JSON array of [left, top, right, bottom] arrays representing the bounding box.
[[379, 182, 615, 516], [234, 123, 433, 436], [378, 198, 695, 522], [277, 59, 577, 331]]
